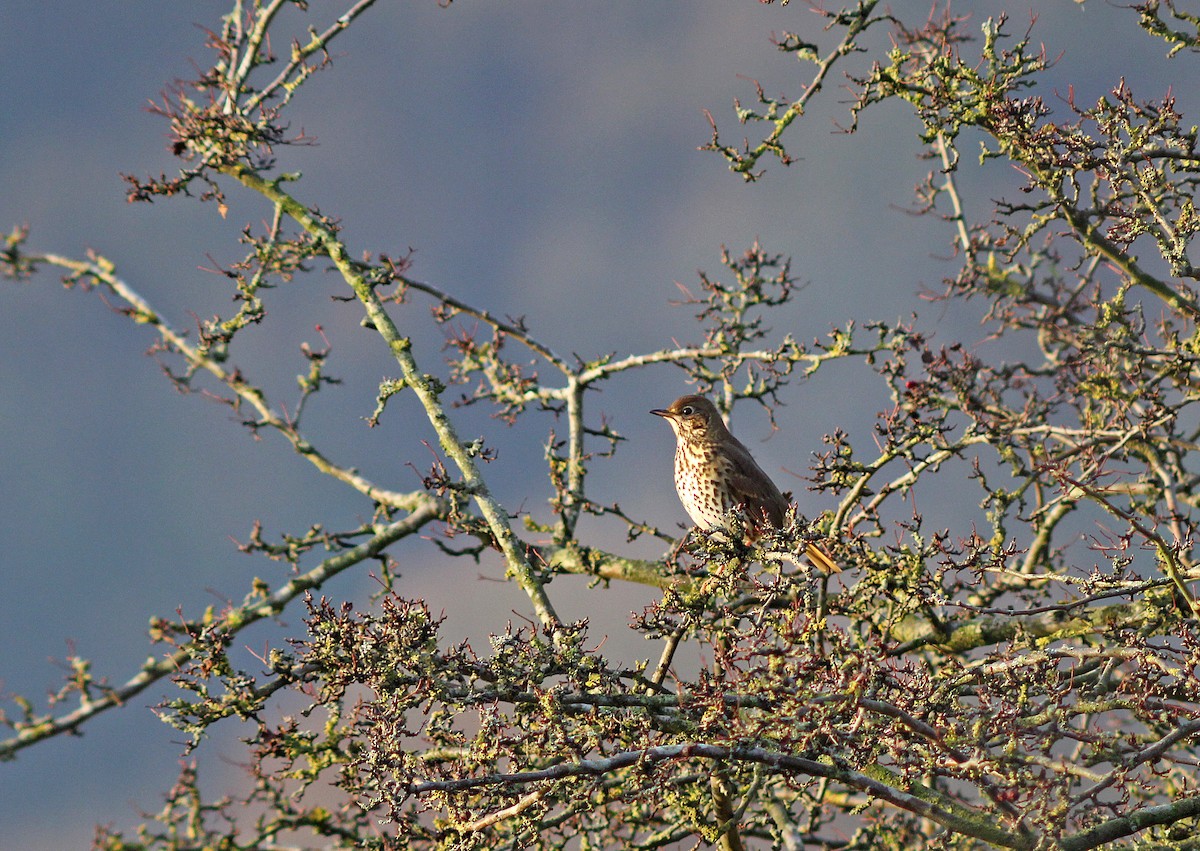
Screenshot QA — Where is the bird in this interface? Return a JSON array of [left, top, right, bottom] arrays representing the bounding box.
[[651, 394, 839, 573]]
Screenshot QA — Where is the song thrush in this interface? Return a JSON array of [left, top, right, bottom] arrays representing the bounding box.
[[651, 394, 838, 573]]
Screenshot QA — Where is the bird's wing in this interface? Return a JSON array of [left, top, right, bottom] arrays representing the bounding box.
[[722, 438, 841, 573], [722, 438, 789, 528]]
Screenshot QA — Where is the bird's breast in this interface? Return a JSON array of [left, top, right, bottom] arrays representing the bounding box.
[[673, 441, 734, 529]]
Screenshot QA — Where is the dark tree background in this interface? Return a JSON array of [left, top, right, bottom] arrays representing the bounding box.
[[5, 1, 1200, 848]]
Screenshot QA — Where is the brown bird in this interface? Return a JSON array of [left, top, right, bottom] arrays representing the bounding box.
[[651, 394, 839, 573]]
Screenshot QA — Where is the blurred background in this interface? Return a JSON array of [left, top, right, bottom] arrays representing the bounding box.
[[1, 1, 1192, 846]]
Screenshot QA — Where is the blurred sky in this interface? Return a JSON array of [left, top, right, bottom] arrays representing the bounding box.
[[2, 1, 1195, 847]]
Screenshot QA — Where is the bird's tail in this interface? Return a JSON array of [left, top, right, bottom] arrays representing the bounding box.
[[804, 542, 841, 574]]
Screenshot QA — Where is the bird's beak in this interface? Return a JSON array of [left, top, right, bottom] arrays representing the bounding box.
[[650, 408, 673, 419]]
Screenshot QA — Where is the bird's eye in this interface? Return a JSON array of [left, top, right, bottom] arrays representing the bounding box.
[[681, 406, 694, 416]]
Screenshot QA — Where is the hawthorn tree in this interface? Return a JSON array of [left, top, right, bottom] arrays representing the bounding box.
[[5, 1, 1200, 849]]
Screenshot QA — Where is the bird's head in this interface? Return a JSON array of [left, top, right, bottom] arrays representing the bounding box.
[[650, 395, 725, 444]]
